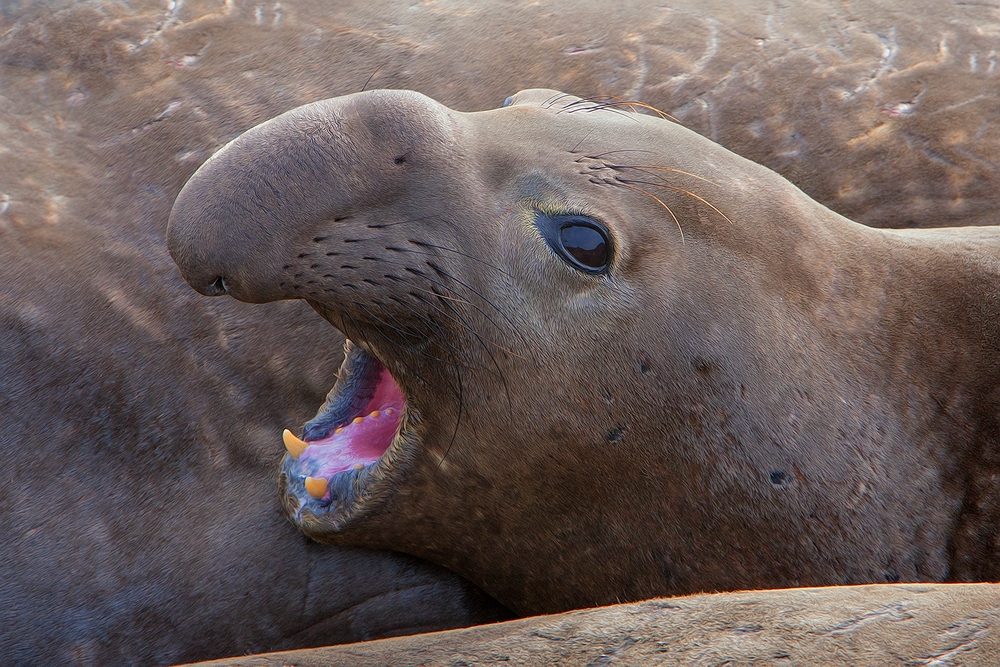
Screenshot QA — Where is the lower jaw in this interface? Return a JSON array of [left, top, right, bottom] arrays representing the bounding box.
[[279, 417, 423, 538], [279, 341, 419, 533], [280, 456, 370, 529]]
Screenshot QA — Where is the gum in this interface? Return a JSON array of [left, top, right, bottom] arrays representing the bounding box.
[[301, 368, 405, 477]]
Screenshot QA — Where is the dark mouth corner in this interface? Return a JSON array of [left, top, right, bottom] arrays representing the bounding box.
[[278, 338, 411, 531]]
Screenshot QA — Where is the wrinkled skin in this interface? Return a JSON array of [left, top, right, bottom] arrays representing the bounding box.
[[5, 0, 1000, 662], [168, 88, 1000, 615]]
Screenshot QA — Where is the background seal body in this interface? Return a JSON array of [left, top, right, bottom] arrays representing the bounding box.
[[169, 88, 1000, 616]]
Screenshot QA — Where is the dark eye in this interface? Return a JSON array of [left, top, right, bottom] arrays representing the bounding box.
[[560, 225, 608, 270], [536, 213, 612, 274]]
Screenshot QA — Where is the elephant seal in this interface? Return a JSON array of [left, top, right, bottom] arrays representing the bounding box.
[[7, 0, 1000, 662], [179, 583, 1000, 667], [168, 88, 1000, 616]]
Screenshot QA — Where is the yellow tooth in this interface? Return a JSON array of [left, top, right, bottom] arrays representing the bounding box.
[[369, 410, 380, 418], [385, 408, 394, 415], [352, 417, 363, 425], [335, 427, 344, 435], [353, 464, 364, 470], [304, 476, 328, 498], [282, 429, 308, 459]]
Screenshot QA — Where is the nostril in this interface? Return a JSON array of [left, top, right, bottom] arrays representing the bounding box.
[[205, 276, 228, 296]]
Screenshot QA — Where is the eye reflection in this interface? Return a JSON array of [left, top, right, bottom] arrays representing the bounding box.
[[559, 225, 608, 270], [535, 213, 612, 275]]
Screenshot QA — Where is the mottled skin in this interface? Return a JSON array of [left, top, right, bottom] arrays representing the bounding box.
[[183, 584, 1000, 667], [169, 88, 1000, 616], [5, 0, 1000, 662]]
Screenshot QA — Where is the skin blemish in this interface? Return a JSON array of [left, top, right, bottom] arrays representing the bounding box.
[[605, 423, 627, 443]]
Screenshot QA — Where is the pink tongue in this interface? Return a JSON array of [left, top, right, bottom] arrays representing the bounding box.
[[301, 368, 404, 477]]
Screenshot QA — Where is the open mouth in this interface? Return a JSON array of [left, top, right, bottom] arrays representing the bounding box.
[[280, 339, 408, 526]]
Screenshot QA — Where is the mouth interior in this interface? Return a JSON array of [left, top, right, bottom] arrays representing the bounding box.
[[289, 343, 406, 501]]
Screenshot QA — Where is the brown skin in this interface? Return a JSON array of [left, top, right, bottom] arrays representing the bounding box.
[[6, 0, 1000, 661], [9, 0, 999, 232], [168, 88, 1000, 616], [181, 583, 1000, 667], [1, 5, 512, 665]]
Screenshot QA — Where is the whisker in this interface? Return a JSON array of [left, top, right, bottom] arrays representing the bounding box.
[[579, 148, 654, 160], [410, 292, 508, 380], [559, 100, 636, 121], [340, 310, 444, 394], [609, 180, 684, 242], [424, 261, 529, 353], [604, 99, 679, 123], [615, 175, 733, 225], [391, 294, 494, 457], [393, 305, 474, 398], [352, 301, 419, 343], [406, 240, 512, 277], [604, 163, 719, 187], [367, 214, 441, 229], [432, 286, 514, 413], [360, 63, 385, 92], [569, 129, 596, 155], [436, 352, 463, 470], [377, 264, 475, 306], [379, 256, 528, 355], [563, 95, 680, 123], [353, 302, 459, 371], [542, 92, 578, 109], [559, 97, 600, 110], [405, 273, 520, 359], [407, 267, 515, 342], [385, 294, 482, 373]]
